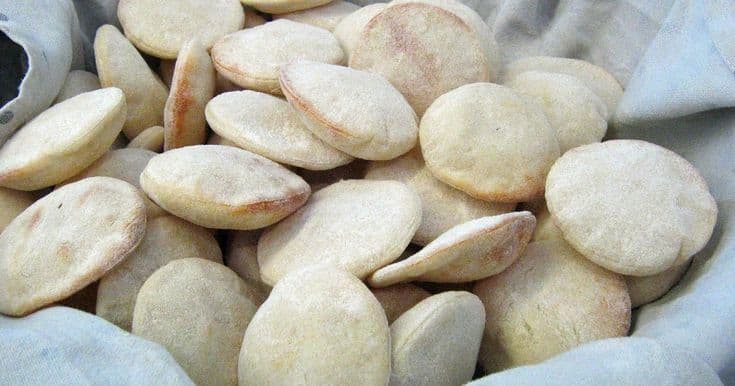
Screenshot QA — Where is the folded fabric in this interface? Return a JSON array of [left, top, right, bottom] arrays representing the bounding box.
[[0, 307, 194, 385]]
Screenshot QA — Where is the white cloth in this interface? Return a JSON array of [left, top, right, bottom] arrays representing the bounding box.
[[0, 0, 733, 384]]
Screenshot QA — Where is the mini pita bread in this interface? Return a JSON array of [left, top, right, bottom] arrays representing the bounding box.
[[258, 179, 421, 285], [205, 90, 352, 170], [280, 61, 418, 160], [420, 82, 560, 203], [349, 0, 499, 115], [164, 39, 215, 150], [211, 20, 344, 95], [506, 71, 608, 153], [140, 145, 311, 230], [132, 258, 259, 386], [626, 260, 691, 308], [94, 25, 168, 139], [503, 56, 623, 117], [0, 87, 126, 190], [333, 3, 386, 59], [368, 212, 535, 287], [390, 291, 485, 386], [474, 239, 631, 372], [238, 265, 390, 386], [0, 177, 146, 316], [545, 140, 717, 276], [117, 0, 244, 59]]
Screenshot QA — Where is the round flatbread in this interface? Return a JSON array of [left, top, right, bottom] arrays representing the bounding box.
[[506, 71, 608, 153], [238, 265, 390, 386], [503, 56, 623, 116], [371, 283, 431, 323], [140, 145, 311, 230], [281, 61, 418, 160], [0, 88, 126, 190], [61, 148, 165, 218], [275, 1, 359, 31], [97, 216, 223, 330], [164, 39, 215, 150], [473, 239, 631, 372], [626, 261, 690, 308], [205, 90, 352, 170], [132, 258, 259, 386], [521, 199, 565, 242], [365, 148, 514, 245], [258, 179, 421, 285], [211, 20, 344, 95], [240, 0, 332, 14], [55, 70, 101, 103], [127, 125, 164, 152], [545, 140, 718, 276], [0, 177, 146, 316], [333, 3, 386, 59], [369, 212, 535, 287], [420, 82, 560, 203], [390, 291, 485, 386], [349, 0, 499, 115], [0, 187, 35, 233], [117, 0, 244, 59], [94, 25, 168, 139]]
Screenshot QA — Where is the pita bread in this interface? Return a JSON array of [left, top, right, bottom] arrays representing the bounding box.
[[333, 3, 386, 59], [545, 140, 717, 276], [258, 179, 421, 285], [211, 20, 344, 95], [280, 61, 418, 160], [94, 25, 168, 139], [55, 70, 101, 103], [240, 0, 333, 14], [0, 177, 146, 316], [238, 265, 390, 386], [0, 88, 126, 190], [275, 1, 360, 31], [140, 145, 311, 230], [127, 126, 164, 152], [117, 0, 244, 59], [164, 39, 215, 150]]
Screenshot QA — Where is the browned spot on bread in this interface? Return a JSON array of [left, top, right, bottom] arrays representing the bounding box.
[[26, 208, 43, 233], [166, 60, 195, 150], [57, 241, 73, 263]]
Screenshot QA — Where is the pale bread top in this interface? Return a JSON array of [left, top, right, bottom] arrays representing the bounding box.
[[280, 61, 418, 160], [390, 291, 485, 386], [211, 20, 344, 95], [127, 126, 164, 152], [506, 71, 608, 153], [420, 82, 560, 203], [94, 25, 168, 139], [117, 0, 244, 59], [545, 139, 717, 276], [349, 0, 498, 115], [369, 212, 535, 287], [503, 56, 623, 116], [140, 145, 310, 230], [132, 258, 259, 386], [365, 148, 514, 245], [55, 70, 101, 103], [0, 177, 146, 316], [473, 239, 631, 372], [238, 265, 390, 386], [205, 90, 352, 170], [0, 87, 126, 190], [163, 39, 215, 150], [257, 179, 421, 285]]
